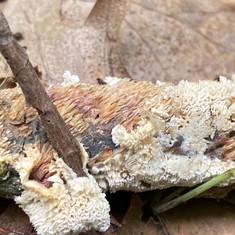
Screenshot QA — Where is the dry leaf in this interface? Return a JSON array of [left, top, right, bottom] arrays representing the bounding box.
[[117, 194, 146, 235], [2, 0, 130, 84], [3, 0, 235, 84], [121, 0, 235, 83], [162, 199, 235, 235], [0, 200, 36, 234], [117, 194, 168, 235], [142, 217, 168, 235], [0, 55, 14, 89], [60, 0, 96, 26]]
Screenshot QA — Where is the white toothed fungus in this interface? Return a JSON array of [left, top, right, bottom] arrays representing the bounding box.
[[16, 171, 110, 235], [112, 118, 157, 151], [91, 79, 235, 192], [3, 143, 110, 235], [3, 76, 235, 233]]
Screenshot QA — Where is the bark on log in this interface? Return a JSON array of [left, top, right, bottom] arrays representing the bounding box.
[[1, 76, 235, 234], [1, 77, 235, 199]]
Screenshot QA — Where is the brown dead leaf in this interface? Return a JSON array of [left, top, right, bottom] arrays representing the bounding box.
[[0, 199, 36, 234], [117, 194, 168, 235], [2, 0, 130, 84], [2, 0, 235, 84], [162, 198, 235, 235], [142, 217, 168, 235], [117, 194, 146, 235], [60, 0, 96, 26], [121, 0, 235, 83]]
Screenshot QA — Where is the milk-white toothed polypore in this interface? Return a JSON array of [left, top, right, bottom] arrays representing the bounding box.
[[1, 74, 235, 234]]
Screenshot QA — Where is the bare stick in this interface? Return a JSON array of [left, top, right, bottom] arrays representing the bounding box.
[[0, 12, 85, 177]]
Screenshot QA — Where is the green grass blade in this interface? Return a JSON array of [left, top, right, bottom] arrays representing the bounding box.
[[152, 168, 235, 214]]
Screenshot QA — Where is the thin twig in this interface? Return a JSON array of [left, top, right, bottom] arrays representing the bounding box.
[[0, 12, 85, 177]]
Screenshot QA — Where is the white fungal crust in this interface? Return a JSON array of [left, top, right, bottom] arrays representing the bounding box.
[[3, 143, 110, 235], [61, 70, 80, 86], [103, 77, 122, 85], [91, 77, 235, 192], [2, 76, 235, 233], [112, 118, 157, 151], [16, 172, 110, 235]]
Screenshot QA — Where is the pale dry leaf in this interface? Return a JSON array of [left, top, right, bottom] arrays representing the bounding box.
[[60, 0, 96, 26], [2, 0, 130, 84], [0, 55, 13, 80], [0, 55, 14, 89], [120, 0, 235, 83]]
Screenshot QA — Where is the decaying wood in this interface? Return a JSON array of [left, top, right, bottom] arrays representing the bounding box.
[[0, 12, 85, 177], [1, 75, 235, 233], [1, 77, 235, 196]]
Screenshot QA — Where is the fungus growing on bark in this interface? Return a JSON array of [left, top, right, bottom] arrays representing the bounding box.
[[1, 76, 235, 234], [0, 74, 111, 234], [15, 157, 110, 235]]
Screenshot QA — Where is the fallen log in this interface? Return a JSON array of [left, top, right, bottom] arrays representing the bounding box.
[[1, 75, 235, 234]]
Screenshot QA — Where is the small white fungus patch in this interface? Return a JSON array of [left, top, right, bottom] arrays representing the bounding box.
[[61, 70, 80, 86], [103, 77, 122, 85]]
